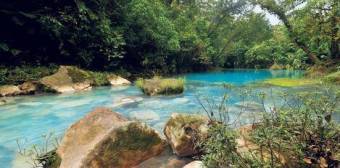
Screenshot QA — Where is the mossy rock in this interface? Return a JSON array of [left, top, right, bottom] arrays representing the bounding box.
[[86, 122, 166, 168], [323, 71, 340, 85], [57, 108, 165, 168], [164, 113, 209, 157], [262, 78, 319, 87], [136, 77, 184, 96]]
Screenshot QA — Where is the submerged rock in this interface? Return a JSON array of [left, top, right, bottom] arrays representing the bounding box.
[[57, 107, 165, 168], [164, 113, 209, 157], [0, 85, 21, 96], [0, 98, 15, 106], [40, 66, 92, 93], [129, 110, 160, 121], [0, 99, 6, 105], [234, 101, 263, 111], [112, 96, 143, 108]]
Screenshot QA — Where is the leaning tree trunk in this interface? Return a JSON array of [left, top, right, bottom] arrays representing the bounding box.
[[276, 10, 321, 64], [256, 0, 321, 64]]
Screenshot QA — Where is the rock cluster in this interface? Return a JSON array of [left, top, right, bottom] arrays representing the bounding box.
[[51, 108, 211, 168], [0, 66, 131, 96], [0, 81, 41, 97]]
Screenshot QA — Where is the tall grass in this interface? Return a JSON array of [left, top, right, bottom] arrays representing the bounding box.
[[135, 77, 184, 95]]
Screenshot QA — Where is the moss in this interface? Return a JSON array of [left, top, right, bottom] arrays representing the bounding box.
[[262, 78, 319, 87], [97, 122, 162, 166], [323, 71, 340, 85], [88, 71, 111, 86], [136, 77, 184, 96], [166, 114, 206, 128], [58, 66, 118, 86], [67, 66, 92, 83]]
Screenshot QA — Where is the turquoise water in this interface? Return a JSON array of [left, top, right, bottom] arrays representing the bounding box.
[[0, 69, 305, 167]]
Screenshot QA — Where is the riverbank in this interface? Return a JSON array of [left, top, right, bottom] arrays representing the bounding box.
[[0, 66, 131, 97]]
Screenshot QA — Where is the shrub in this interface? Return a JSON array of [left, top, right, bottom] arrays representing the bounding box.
[[135, 77, 184, 96], [250, 90, 340, 168], [199, 86, 340, 168], [0, 65, 58, 85], [200, 124, 264, 168], [323, 71, 340, 85]]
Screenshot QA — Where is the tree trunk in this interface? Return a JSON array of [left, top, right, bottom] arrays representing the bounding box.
[[330, 1, 339, 59], [277, 11, 321, 64], [256, 0, 321, 64]]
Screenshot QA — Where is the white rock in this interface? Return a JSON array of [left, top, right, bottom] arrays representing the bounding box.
[[108, 76, 131, 86], [183, 161, 205, 168]]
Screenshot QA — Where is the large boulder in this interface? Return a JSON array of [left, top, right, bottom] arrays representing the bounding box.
[[40, 66, 92, 93], [0, 85, 21, 96], [164, 113, 209, 157], [57, 107, 166, 168]]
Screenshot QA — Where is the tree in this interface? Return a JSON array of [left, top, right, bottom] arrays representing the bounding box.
[[253, 0, 321, 64]]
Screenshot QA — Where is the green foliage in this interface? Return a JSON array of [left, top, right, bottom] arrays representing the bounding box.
[[244, 26, 308, 69], [323, 71, 340, 84], [202, 124, 253, 168], [251, 90, 340, 167], [0, 0, 338, 72], [0, 66, 58, 85], [200, 86, 340, 168], [63, 66, 115, 86]]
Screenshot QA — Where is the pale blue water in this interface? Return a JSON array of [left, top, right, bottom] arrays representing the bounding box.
[[0, 69, 305, 167]]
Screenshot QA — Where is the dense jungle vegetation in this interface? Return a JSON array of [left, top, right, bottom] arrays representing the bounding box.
[[0, 0, 339, 76]]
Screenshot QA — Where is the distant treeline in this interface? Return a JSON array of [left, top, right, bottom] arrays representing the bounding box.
[[0, 0, 338, 73]]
